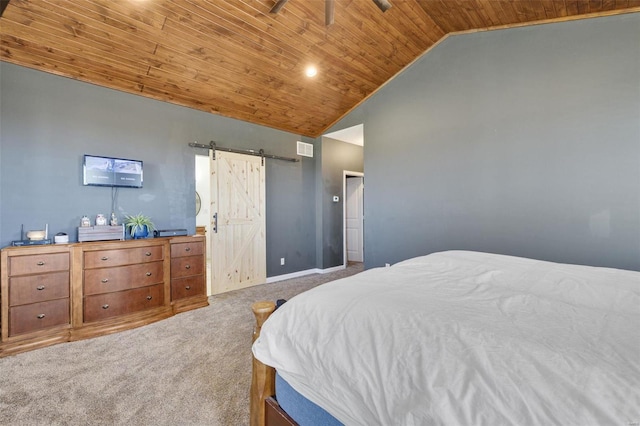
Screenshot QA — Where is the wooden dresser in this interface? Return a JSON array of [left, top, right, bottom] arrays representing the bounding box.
[[0, 235, 207, 356], [0, 245, 72, 355], [170, 236, 208, 314]]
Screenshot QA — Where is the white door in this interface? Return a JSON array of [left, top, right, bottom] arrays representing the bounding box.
[[346, 176, 364, 263], [210, 151, 266, 294]]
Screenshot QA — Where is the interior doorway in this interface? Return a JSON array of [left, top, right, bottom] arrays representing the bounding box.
[[195, 155, 212, 295], [344, 171, 364, 265]]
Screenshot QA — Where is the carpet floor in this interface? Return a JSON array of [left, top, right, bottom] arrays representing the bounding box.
[[0, 263, 363, 426]]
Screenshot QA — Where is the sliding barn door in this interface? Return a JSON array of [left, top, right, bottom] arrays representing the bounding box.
[[210, 151, 266, 294]]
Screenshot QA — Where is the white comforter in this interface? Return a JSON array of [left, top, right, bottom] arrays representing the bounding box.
[[252, 251, 640, 425]]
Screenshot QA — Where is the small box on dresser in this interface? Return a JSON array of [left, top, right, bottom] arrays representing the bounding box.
[[169, 235, 208, 313]]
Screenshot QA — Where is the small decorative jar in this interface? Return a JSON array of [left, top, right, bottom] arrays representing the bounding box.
[[96, 214, 107, 226], [81, 215, 91, 227], [110, 212, 118, 226]]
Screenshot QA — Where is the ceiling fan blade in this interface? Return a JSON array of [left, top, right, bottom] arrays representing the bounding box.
[[270, 0, 290, 14], [325, 0, 335, 26], [372, 0, 392, 12]]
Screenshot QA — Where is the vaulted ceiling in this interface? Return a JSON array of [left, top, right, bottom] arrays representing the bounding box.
[[1, 0, 638, 137]]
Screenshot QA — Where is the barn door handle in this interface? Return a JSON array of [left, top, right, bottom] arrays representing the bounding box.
[[213, 212, 218, 234]]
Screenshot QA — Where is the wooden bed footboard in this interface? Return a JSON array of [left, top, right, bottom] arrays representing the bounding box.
[[250, 301, 277, 426]]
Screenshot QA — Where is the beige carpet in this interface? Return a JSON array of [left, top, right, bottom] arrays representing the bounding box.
[[0, 264, 363, 426]]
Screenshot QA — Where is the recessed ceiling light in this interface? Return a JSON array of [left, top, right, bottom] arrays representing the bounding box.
[[305, 66, 318, 78]]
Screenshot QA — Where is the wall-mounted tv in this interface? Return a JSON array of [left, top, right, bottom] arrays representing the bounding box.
[[83, 154, 143, 188]]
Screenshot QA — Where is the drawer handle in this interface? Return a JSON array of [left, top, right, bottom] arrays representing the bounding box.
[[185, 265, 191, 270], [146, 295, 153, 300], [185, 285, 191, 290], [37, 314, 45, 319], [146, 272, 152, 276], [102, 304, 109, 309], [101, 278, 109, 283], [145, 252, 152, 256], [36, 285, 46, 291], [185, 247, 191, 252], [36, 261, 45, 266], [101, 256, 109, 261]]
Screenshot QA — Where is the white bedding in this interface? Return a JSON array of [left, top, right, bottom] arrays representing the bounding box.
[[252, 251, 640, 425]]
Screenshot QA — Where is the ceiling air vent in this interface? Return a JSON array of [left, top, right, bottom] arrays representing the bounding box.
[[297, 141, 314, 158]]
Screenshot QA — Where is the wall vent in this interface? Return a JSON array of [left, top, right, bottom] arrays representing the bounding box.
[[297, 141, 314, 158]]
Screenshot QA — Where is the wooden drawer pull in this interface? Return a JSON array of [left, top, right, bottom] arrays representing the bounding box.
[[101, 278, 109, 283], [185, 265, 191, 270], [146, 272, 152, 276], [101, 256, 109, 261], [185, 247, 191, 252], [37, 314, 46, 319], [145, 252, 152, 256], [37, 261, 45, 266], [102, 304, 109, 309], [185, 285, 191, 290], [37, 285, 46, 291], [146, 295, 153, 300]]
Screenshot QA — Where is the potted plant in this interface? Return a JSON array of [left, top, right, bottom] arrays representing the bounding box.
[[124, 213, 155, 239]]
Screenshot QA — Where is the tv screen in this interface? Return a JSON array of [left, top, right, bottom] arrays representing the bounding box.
[[83, 155, 143, 188]]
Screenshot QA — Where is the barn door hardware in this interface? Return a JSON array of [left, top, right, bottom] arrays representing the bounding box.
[[188, 141, 298, 163]]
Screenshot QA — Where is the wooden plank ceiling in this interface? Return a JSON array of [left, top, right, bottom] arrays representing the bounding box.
[[1, 0, 638, 137]]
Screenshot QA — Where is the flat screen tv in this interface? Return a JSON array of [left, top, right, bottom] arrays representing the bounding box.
[[83, 154, 143, 188]]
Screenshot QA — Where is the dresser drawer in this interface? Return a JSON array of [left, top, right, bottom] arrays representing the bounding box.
[[171, 256, 204, 279], [171, 241, 204, 258], [84, 262, 164, 296], [171, 276, 205, 301], [9, 253, 69, 276], [84, 245, 164, 269], [9, 298, 70, 336], [83, 284, 164, 323], [9, 271, 70, 306]]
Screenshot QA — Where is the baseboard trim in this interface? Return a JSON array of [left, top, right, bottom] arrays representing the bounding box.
[[266, 264, 346, 283]]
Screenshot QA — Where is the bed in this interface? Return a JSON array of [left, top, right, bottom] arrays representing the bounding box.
[[250, 250, 640, 426]]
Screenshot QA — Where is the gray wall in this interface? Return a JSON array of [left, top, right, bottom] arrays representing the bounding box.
[[0, 63, 317, 276], [319, 137, 363, 269], [332, 13, 640, 271], [266, 152, 317, 276]]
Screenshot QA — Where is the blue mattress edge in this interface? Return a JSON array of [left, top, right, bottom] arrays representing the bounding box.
[[275, 372, 343, 426]]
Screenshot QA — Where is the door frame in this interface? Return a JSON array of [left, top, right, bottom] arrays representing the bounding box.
[[343, 170, 364, 266], [195, 154, 212, 295]]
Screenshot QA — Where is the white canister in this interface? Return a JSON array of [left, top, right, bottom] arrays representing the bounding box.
[[54, 233, 69, 244], [96, 214, 107, 226]]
